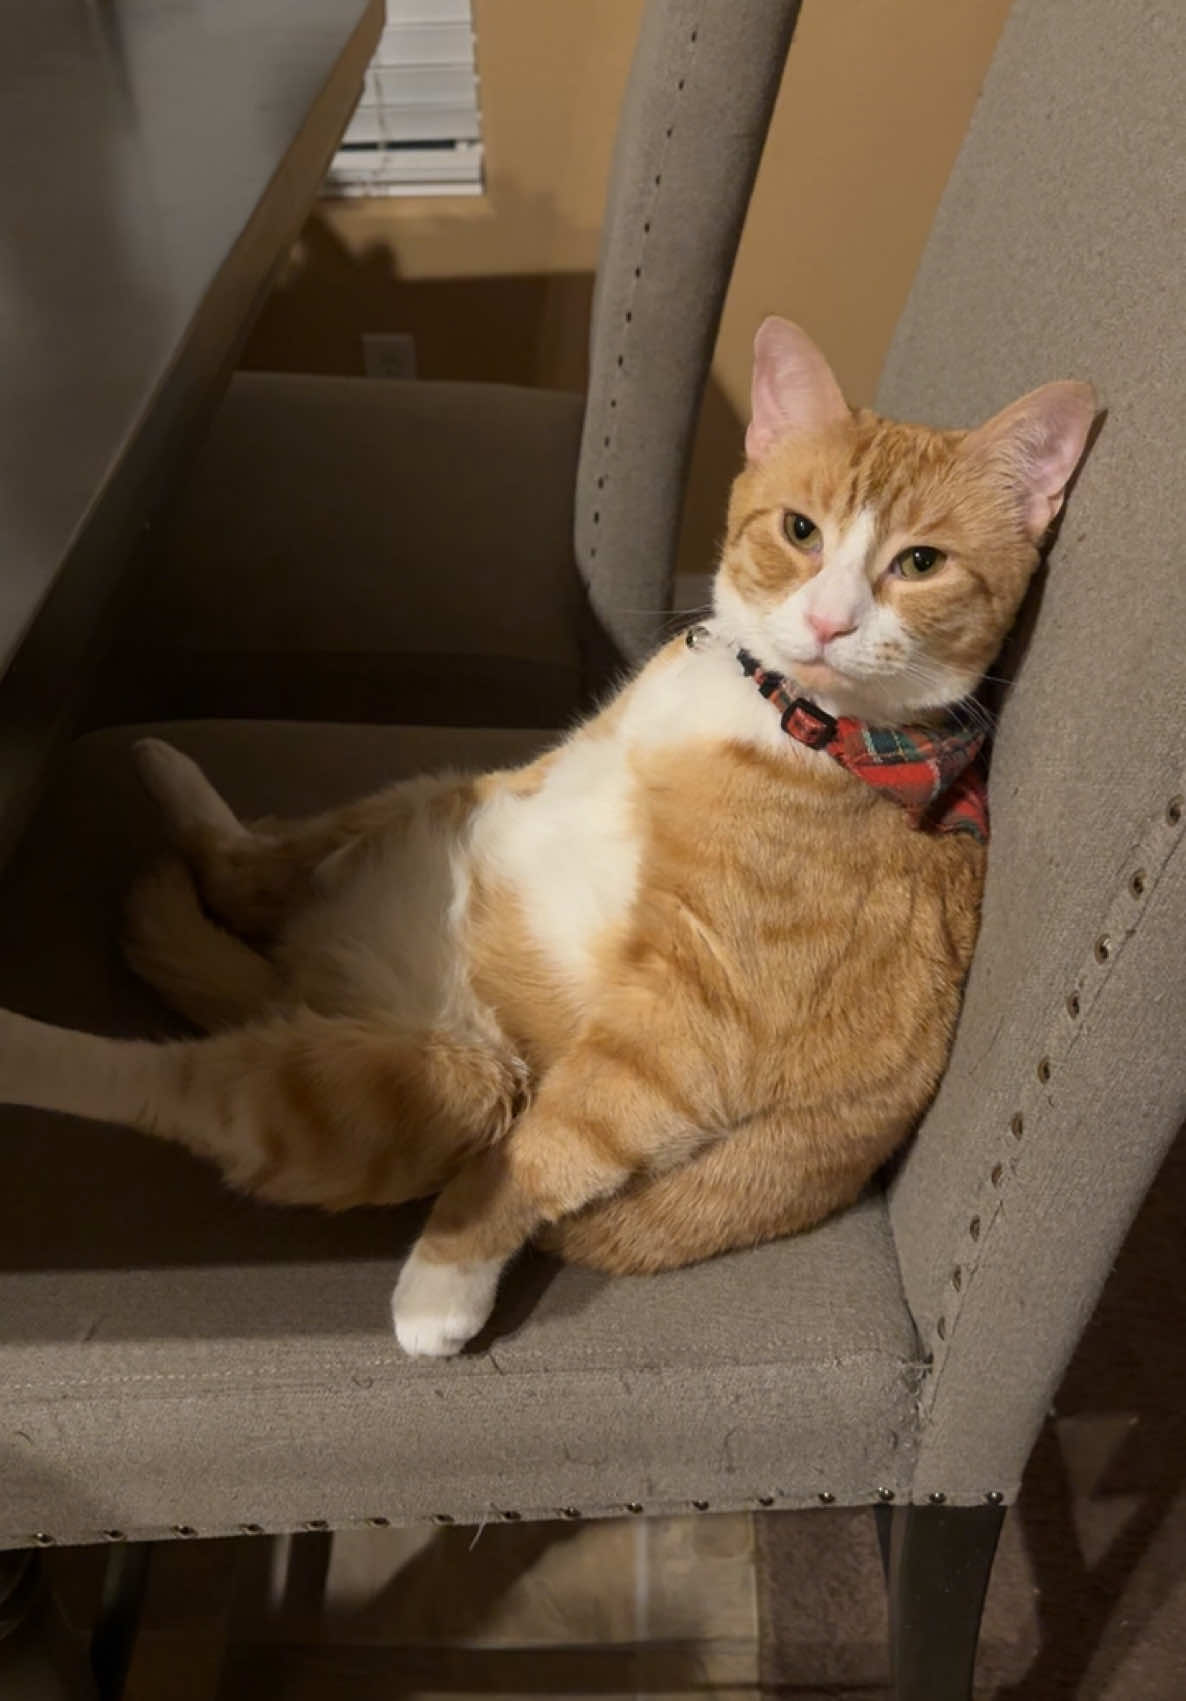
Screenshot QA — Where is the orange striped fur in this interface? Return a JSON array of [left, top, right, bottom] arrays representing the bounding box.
[[0, 320, 1095, 1354]]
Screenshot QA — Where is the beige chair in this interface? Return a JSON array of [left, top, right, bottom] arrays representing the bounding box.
[[2, 3, 1183, 1697]]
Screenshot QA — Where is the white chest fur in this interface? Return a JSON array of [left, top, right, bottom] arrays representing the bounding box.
[[467, 632, 791, 989]]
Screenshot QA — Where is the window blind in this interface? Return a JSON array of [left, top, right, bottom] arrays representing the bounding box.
[[325, 0, 483, 197]]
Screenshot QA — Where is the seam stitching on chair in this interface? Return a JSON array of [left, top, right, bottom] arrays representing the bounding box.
[[1, 1343, 918, 1396], [584, 3, 706, 594], [917, 775, 1186, 1424]]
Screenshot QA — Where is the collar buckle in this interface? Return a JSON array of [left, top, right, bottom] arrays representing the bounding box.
[[780, 697, 838, 749]]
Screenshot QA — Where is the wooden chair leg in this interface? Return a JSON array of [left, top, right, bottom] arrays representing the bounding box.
[[887, 1503, 1004, 1701], [90, 1544, 151, 1701]]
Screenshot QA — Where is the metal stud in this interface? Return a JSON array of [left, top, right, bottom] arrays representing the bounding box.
[[239, 1523, 264, 1536], [928, 1492, 947, 1506], [877, 1487, 895, 1504], [757, 1496, 775, 1508], [951, 1266, 963, 1291], [1066, 990, 1081, 1018], [1129, 869, 1147, 898], [991, 1163, 1004, 1188], [303, 1520, 329, 1532], [1168, 795, 1183, 826], [366, 1517, 390, 1529], [32, 1532, 54, 1546], [172, 1525, 196, 1538], [1094, 934, 1112, 963], [969, 1215, 981, 1241], [985, 1490, 1005, 1507], [432, 1513, 454, 1525], [818, 1491, 836, 1505], [936, 1316, 947, 1340], [562, 1507, 582, 1520], [1037, 1056, 1052, 1083], [501, 1510, 522, 1522], [102, 1529, 126, 1542], [692, 1499, 710, 1511], [625, 1502, 644, 1515]]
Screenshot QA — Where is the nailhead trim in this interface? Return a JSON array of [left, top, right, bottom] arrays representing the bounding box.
[[583, 13, 704, 578], [919, 776, 1186, 1463]]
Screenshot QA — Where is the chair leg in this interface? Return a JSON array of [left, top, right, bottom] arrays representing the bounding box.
[[90, 1544, 151, 1701], [887, 1503, 1004, 1701]]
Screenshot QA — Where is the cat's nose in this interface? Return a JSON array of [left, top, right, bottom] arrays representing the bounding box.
[[806, 609, 857, 644]]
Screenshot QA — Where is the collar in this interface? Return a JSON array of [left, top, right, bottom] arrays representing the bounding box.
[[685, 626, 989, 843]]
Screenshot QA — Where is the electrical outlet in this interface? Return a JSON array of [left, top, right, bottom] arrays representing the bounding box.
[[362, 333, 418, 380]]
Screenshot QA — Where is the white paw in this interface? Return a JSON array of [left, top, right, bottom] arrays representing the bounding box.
[[133, 739, 241, 838], [391, 1246, 503, 1358]]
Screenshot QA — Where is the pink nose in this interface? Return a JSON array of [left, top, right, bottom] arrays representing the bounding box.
[[806, 609, 856, 644]]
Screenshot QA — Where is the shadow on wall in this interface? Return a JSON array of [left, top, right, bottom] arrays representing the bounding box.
[[241, 210, 596, 392], [239, 209, 746, 584]]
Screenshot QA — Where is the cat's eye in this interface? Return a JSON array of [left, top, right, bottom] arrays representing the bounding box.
[[783, 511, 821, 550], [893, 545, 948, 580]]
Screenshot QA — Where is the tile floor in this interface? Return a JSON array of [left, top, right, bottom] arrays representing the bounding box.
[[49, 1510, 761, 1700]]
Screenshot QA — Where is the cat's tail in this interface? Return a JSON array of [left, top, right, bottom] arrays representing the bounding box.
[[0, 1004, 529, 1209], [123, 856, 282, 1031]]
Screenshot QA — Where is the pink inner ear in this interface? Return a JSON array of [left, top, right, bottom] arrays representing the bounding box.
[[971, 380, 1097, 539], [746, 317, 849, 462]]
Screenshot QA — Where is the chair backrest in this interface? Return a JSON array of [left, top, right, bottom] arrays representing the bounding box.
[[574, 0, 802, 666], [877, 0, 1186, 1502]]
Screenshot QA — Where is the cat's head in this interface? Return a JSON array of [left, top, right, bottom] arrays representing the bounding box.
[[714, 317, 1096, 725]]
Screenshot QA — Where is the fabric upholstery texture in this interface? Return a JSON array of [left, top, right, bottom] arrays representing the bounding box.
[[0, 721, 921, 1549], [100, 377, 587, 729], [576, 0, 802, 663], [876, 0, 1186, 1500]]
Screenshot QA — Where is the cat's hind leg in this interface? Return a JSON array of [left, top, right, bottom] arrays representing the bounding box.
[[123, 856, 284, 1031], [0, 1005, 529, 1210], [134, 738, 329, 937]]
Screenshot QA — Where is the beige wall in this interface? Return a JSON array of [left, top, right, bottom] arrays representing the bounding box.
[[244, 0, 1013, 570]]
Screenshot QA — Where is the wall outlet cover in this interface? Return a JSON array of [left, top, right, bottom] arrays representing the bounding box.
[[362, 333, 418, 380]]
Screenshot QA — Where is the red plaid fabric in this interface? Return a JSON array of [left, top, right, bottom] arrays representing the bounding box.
[[735, 647, 989, 844]]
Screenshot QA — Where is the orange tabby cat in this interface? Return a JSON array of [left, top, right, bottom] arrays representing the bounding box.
[[0, 320, 1095, 1356]]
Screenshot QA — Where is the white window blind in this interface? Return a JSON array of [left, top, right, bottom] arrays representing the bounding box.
[[325, 0, 483, 198]]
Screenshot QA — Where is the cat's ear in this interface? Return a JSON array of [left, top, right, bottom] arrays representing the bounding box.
[[967, 381, 1097, 541], [745, 318, 850, 462]]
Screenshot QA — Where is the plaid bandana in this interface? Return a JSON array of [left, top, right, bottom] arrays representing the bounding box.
[[731, 643, 989, 844]]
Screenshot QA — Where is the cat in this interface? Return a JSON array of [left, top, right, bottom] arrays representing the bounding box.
[[0, 319, 1095, 1357]]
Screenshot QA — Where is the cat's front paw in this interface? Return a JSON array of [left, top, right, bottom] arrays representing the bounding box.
[[391, 1245, 502, 1358]]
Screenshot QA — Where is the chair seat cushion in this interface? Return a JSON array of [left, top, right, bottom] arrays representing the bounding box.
[[0, 720, 921, 1547], [95, 376, 590, 729]]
